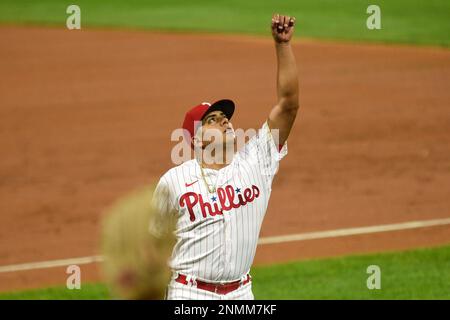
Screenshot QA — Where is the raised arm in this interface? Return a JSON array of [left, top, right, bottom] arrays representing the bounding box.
[[268, 13, 299, 146]]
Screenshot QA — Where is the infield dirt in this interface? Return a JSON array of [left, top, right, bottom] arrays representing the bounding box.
[[1, 26, 449, 291]]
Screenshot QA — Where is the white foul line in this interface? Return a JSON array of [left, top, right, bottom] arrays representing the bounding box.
[[0, 255, 104, 274], [257, 217, 450, 245], [0, 217, 449, 274]]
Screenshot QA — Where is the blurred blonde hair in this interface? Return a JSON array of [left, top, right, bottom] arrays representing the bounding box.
[[100, 186, 176, 300]]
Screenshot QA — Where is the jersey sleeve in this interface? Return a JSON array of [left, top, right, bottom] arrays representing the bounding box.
[[148, 176, 177, 238], [242, 121, 288, 184]]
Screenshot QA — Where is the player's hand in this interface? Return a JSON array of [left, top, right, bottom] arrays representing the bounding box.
[[271, 14, 296, 43]]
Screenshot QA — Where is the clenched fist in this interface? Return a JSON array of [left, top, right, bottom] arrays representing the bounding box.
[[271, 13, 296, 43]]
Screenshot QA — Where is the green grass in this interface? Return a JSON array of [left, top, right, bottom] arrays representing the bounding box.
[[252, 245, 450, 299], [1, 245, 449, 299], [0, 0, 449, 46], [0, 283, 110, 300]]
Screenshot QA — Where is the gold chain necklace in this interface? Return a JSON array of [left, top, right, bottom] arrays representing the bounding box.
[[199, 163, 217, 194]]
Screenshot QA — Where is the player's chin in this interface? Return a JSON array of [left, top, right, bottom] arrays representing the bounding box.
[[205, 133, 235, 149]]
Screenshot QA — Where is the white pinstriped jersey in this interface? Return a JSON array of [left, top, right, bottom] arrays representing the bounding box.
[[150, 122, 287, 283]]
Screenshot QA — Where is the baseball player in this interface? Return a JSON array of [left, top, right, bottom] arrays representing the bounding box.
[[150, 14, 299, 300], [101, 186, 176, 300]]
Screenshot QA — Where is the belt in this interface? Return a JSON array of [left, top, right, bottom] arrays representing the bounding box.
[[175, 274, 251, 295]]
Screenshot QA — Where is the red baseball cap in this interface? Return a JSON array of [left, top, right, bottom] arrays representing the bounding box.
[[182, 99, 235, 146]]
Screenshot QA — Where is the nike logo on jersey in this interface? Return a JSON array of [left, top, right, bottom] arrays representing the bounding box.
[[185, 180, 199, 187], [179, 184, 260, 222]]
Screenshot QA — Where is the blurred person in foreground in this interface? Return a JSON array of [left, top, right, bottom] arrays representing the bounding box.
[[101, 186, 176, 299]]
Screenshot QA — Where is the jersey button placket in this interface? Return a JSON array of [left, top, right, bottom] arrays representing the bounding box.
[[224, 169, 235, 277], [222, 177, 233, 277], [215, 171, 227, 279]]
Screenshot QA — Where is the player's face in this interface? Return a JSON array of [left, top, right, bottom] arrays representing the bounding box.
[[199, 111, 235, 147]]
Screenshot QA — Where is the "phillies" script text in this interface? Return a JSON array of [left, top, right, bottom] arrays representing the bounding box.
[[179, 185, 260, 221]]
